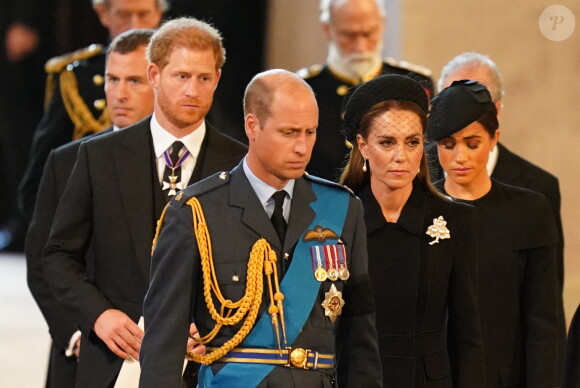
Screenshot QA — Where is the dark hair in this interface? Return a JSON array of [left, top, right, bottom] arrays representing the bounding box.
[[340, 100, 441, 197], [107, 29, 155, 57], [476, 103, 499, 137]]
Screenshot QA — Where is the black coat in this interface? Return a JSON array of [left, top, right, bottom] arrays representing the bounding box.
[[359, 180, 485, 387], [301, 62, 433, 182], [564, 303, 580, 388], [439, 179, 562, 387], [42, 117, 247, 388], [139, 163, 382, 387], [26, 129, 111, 388]]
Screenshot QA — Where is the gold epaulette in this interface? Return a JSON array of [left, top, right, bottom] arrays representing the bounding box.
[[45, 44, 104, 74], [384, 57, 432, 77], [296, 64, 323, 80]]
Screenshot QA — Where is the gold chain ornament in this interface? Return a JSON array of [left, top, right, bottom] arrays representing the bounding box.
[[152, 198, 285, 365]]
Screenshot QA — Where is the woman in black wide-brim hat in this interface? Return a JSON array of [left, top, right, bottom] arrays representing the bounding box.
[[340, 74, 486, 387], [427, 80, 563, 388]]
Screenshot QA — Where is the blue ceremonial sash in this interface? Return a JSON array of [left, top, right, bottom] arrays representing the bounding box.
[[199, 182, 349, 388]]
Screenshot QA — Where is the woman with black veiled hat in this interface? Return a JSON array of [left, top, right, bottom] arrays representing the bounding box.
[[340, 74, 486, 387], [427, 80, 563, 388]]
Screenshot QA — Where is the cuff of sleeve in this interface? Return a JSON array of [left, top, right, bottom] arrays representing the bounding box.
[[64, 330, 82, 357]]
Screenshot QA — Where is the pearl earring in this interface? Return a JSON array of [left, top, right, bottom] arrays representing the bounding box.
[[362, 159, 368, 172]]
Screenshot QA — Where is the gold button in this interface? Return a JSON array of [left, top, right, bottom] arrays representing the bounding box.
[[232, 275, 239, 282], [93, 99, 106, 110], [284, 253, 289, 260], [93, 74, 104, 86], [336, 85, 349, 96], [219, 172, 228, 180]]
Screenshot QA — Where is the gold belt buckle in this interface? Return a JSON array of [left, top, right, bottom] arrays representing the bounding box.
[[285, 347, 310, 369]]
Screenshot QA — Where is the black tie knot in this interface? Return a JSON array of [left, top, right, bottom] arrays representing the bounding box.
[[271, 190, 287, 244], [169, 141, 184, 165]]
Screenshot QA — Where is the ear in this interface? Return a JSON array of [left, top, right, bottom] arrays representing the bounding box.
[[491, 130, 500, 149], [245, 113, 260, 142], [322, 22, 332, 41], [356, 134, 368, 158], [147, 63, 160, 88], [214, 69, 222, 90], [495, 101, 503, 118], [94, 3, 110, 29]]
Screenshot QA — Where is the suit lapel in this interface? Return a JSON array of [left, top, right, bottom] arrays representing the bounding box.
[[111, 118, 155, 277], [228, 164, 281, 249], [284, 177, 315, 252]]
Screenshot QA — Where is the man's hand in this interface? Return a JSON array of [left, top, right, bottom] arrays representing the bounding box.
[[93, 309, 143, 361], [185, 322, 205, 360]]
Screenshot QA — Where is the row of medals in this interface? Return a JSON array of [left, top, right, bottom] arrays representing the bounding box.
[[314, 254, 350, 282]]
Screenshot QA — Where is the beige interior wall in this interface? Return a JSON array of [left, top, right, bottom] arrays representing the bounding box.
[[266, 0, 580, 325]]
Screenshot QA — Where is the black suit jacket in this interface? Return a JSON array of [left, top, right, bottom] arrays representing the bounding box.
[[564, 303, 580, 388], [42, 117, 247, 387], [139, 163, 382, 387], [26, 129, 111, 388]]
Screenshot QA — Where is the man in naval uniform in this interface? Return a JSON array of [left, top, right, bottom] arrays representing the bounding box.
[[139, 69, 382, 387], [298, 0, 434, 182], [42, 18, 247, 388], [18, 0, 164, 223]]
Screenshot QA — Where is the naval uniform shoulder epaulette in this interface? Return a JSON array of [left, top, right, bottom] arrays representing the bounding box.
[[384, 57, 432, 78], [296, 64, 324, 80], [171, 171, 231, 207], [303, 172, 354, 196], [45, 44, 104, 74]]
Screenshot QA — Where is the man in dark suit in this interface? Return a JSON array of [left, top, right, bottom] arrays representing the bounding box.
[[18, 0, 164, 225], [298, 0, 433, 182], [42, 18, 247, 388], [26, 29, 156, 388], [433, 51, 566, 385], [139, 69, 382, 387]]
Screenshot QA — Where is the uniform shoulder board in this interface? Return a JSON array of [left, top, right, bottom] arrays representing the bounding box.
[[384, 57, 432, 77], [45, 44, 104, 73], [303, 172, 354, 195], [171, 171, 231, 207], [296, 64, 323, 80]]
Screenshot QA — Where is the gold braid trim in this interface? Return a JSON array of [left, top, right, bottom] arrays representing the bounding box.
[[151, 198, 282, 366], [59, 70, 111, 140]]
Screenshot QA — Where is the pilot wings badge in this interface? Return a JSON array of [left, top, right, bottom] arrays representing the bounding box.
[[302, 225, 338, 243]]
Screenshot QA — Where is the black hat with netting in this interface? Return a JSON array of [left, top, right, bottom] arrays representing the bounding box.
[[342, 74, 429, 142]]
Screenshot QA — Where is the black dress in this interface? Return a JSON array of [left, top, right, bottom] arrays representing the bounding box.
[[438, 179, 562, 388], [359, 179, 486, 387]]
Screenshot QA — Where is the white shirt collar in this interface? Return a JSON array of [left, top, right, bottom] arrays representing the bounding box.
[[150, 113, 206, 158], [242, 157, 295, 215]]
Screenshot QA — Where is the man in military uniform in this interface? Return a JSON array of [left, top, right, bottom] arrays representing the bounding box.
[[139, 69, 382, 387], [42, 18, 246, 388], [18, 0, 164, 223], [298, 0, 433, 181]]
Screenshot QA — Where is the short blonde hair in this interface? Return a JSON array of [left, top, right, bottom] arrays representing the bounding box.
[[147, 17, 226, 71]]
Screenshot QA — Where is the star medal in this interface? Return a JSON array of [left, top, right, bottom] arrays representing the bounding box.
[[162, 146, 191, 197], [426, 216, 451, 245], [324, 245, 339, 282], [310, 246, 328, 282], [321, 283, 345, 323], [336, 243, 350, 281]]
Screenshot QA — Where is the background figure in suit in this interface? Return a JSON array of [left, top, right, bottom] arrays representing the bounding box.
[[0, 0, 54, 250], [299, 0, 433, 182], [42, 18, 247, 388], [564, 303, 580, 388], [428, 80, 563, 388], [139, 69, 382, 387], [340, 74, 485, 387], [26, 29, 156, 388], [432, 51, 566, 382], [18, 0, 164, 225]]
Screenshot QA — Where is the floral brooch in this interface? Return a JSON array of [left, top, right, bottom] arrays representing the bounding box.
[[426, 216, 450, 245]]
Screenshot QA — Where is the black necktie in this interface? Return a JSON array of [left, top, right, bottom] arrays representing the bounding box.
[[270, 190, 287, 244], [162, 141, 184, 201]]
